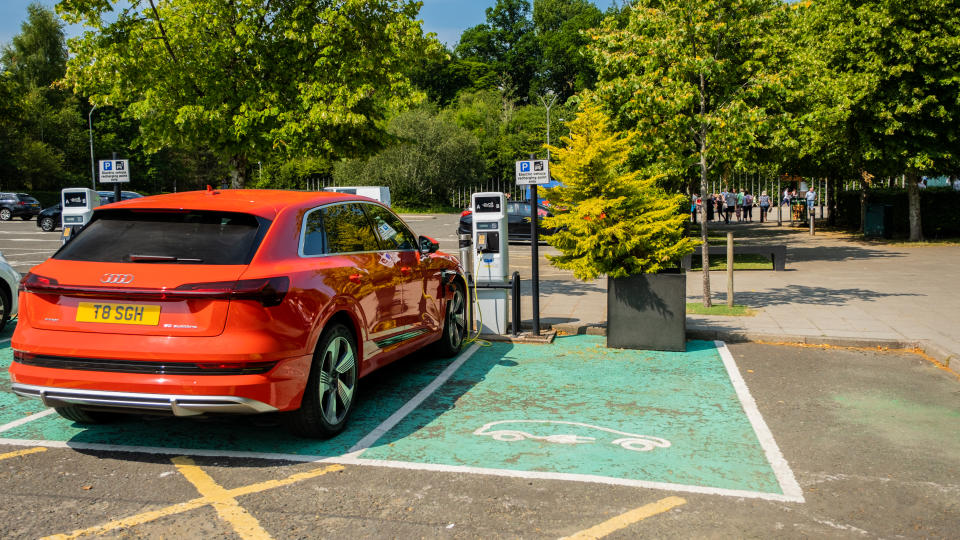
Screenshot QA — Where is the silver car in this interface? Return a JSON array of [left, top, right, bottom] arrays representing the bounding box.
[[0, 250, 21, 331]]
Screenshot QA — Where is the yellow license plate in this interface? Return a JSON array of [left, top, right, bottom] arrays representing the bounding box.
[[76, 302, 161, 325]]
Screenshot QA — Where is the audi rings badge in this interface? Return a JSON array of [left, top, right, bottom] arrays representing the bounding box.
[[100, 273, 134, 285]]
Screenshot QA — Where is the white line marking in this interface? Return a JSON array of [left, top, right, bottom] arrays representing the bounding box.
[[0, 337, 10, 344], [0, 438, 802, 502], [6, 239, 62, 243], [715, 340, 805, 503], [346, 343, 480, 455], [0, 409, 56, 434]]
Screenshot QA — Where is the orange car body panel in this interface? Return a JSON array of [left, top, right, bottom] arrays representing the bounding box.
[[9, 189, 463, 412]]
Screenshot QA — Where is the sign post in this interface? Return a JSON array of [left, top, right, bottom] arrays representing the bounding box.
[[516, 158, 551, 336], [99, 155, 129, 203]]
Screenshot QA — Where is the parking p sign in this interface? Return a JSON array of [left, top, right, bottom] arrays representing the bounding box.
[[99, 159, 130, 183], [516, 159, 550, 185]]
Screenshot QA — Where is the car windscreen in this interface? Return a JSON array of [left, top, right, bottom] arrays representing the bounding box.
[[55, 209, 268, 265]]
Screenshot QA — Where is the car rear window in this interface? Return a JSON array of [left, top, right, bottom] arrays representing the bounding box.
[[55, 209, 267, 265]]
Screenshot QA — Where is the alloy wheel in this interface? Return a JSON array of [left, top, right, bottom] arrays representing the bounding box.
[[318, 335, 356, 425], [447, 287, 466, 350]]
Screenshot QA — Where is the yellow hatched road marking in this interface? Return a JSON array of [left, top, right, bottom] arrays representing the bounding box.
[[562, 496, 687, 540], [172, 456, 274, 540], [0, 446, 47, 461], [42, 460, 345, 540]]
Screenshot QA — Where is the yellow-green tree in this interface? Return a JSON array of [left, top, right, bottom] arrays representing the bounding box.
[[542, 103, 695, 281]]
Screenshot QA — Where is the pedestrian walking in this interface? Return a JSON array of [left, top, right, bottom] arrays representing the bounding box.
[[691, 193, 700, 223], [805, 186, 816, 220], [758, 191, 771, 222], [736, 189, 744, 222], [743, 191, 754, 222], [724, 189, 737, 225]]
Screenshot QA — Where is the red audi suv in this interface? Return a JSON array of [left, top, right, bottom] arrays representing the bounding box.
[[9, 189, 467, 438]]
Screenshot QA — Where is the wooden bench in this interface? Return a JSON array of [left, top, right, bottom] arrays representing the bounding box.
[[682, 244, 787, 271]]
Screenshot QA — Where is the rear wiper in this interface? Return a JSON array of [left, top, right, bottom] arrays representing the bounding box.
[[128, 254, 204, 263]]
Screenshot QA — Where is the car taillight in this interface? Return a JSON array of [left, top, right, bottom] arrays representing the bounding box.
[[17, 201, 25, 206], [460, 209, 472, 217], [173, 277, 289, 307], [20, 273, 59, 293]]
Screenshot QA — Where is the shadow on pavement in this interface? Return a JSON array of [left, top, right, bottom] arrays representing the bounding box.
[[714, 285, 920, 308]]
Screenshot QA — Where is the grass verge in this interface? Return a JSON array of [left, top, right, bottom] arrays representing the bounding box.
[[687, 253, 772, 270], [686, 302, 756, 316]]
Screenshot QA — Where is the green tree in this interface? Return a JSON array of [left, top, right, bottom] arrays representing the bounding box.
[[333, 107, 483, 208], [456, 0, 541, 103], [59, 0, 433, 188], [590, 0, 785, 306], [796, 0, 960, 241], [532, 0, 603, 100], [0, 3, 87, 190], [1, 2, 67, 88], [542, 103, 695, 281]]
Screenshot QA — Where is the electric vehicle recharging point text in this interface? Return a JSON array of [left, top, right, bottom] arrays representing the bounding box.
[[471, 192, 510, 334], [61, 188, 101, 244]]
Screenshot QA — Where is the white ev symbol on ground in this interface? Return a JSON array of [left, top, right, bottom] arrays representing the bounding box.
[[473, 420, 671, 452]]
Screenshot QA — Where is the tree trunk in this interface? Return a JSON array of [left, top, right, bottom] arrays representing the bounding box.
[[906, 169, 924, 242], [859, 181, 867, 235], [697, 70, 711, 308], [699, 144, 711, 308], [229, 154, 248, 189]]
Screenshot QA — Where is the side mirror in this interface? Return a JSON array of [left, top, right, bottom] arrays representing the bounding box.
[[418, 235, 439, 255]]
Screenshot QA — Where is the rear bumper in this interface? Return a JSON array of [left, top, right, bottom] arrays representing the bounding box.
[[11, 383, 277, 416]]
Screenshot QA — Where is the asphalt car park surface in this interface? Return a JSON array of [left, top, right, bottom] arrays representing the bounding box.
[[1, 215, 958, 538]]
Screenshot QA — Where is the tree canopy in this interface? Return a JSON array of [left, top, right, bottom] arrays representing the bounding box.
[[58, 0, 434, 187]]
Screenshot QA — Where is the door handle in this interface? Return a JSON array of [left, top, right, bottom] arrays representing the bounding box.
[[349, 273, 363, 284]]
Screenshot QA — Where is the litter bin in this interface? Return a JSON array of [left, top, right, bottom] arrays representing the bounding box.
[[864, 203, 894, 238]]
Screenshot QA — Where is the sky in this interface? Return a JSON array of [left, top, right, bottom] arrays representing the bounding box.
[[0, 1, 619, 49]]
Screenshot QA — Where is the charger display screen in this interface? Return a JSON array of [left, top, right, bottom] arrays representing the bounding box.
[[474, 196, 502, 213]]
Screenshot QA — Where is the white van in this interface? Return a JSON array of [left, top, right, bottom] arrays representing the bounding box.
[[324, 186, 391, 207]]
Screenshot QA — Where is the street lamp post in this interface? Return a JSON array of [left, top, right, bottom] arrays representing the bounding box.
[[539, 92, 558, 161], [88, 105, 97, 189]]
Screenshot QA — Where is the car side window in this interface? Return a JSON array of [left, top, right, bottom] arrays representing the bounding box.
[[301, 208, 326, 256], [321, 203, 381, 254], [362, 204, 417, 251]]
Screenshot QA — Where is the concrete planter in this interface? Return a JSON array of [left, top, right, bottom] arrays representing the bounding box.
[[607, 271, 686, 352]]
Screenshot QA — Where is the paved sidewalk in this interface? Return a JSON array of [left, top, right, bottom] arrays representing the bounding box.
[[517, 223, 959, 365]]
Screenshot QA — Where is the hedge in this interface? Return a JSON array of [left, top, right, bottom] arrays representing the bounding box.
[[835, 187, 960, 238]]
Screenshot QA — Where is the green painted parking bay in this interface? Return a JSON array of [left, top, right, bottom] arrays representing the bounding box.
[[0, 332, 802, 502], [359, 337, 801, 501]]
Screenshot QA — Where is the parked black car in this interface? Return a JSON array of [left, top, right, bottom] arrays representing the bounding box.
[[36, 191, 143, 232], [37, 203, 61, 232], [0, 192, 41, 221], [457, 201, 557, 241]]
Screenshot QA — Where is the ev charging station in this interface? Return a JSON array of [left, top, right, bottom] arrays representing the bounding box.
[[60, 188, 101, 244], [471, 192, 510, 334]]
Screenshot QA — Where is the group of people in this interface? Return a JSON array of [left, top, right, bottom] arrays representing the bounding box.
[[691, 186, 819, 225], [690, 188, 774, 224]]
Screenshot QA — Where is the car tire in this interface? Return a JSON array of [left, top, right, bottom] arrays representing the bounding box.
[[0, 208, 11, 221], [54, 406, 122, 424], [39, 217, 55, 232], [0, 285, 9, 333], [432, 282, 467, 358], [284, 323, 358, 438]]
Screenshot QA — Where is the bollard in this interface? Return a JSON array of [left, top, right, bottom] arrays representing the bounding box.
[[727, 232, 734, 308]]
